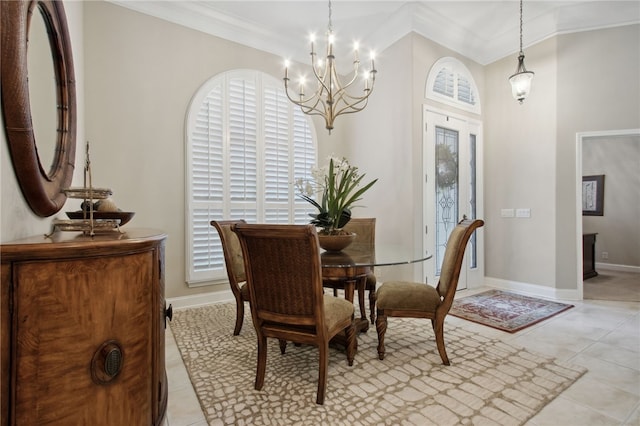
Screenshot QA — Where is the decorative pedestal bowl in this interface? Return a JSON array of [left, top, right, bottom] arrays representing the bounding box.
[[317, 232, 356, 252]]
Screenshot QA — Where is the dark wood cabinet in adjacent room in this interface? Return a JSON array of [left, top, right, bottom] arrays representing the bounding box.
[[1, 229, 169, 425], [583, 233, 598, 280]]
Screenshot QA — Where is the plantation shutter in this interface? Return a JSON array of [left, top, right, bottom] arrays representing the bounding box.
[[292, 108, 316, 223], [263, 85, 290, 223], [186, 70, 317, 284], [229, 77, 258, 220], [433, 67, 454, 98], [457, 74, 476, 105], [191, 84, 224, 276]]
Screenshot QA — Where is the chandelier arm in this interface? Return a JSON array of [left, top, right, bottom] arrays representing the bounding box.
[[337, 62, 362, 90], [283, 82, 327, 113], [338, 86, 374, 104], [332, 92, 372, 117], [289, 94, 327, 114], [340, 65, 376, 98], [333, 100, 370, 119], [311, 65, 335, 97]]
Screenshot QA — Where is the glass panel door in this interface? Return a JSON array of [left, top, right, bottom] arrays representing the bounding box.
[[423, 108, 484, 289], [435, 127, 459, 275]]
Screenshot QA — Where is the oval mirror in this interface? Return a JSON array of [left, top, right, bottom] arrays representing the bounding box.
[[1, 0, 77, 217]]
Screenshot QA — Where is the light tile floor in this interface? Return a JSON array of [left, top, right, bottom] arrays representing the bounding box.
[[163, 287, 640, 426]]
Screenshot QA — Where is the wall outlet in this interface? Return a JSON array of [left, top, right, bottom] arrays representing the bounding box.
[[602, 251, 609, 259]]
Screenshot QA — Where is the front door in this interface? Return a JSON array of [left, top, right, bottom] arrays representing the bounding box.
[[423, 108, 484, 289]]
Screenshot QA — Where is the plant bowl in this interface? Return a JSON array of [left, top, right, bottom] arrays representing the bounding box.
[[317, 232, 356, 252]]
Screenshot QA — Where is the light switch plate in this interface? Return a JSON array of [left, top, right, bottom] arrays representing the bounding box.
[[501, 208, 515, 218], [516, 208, 531, 218]]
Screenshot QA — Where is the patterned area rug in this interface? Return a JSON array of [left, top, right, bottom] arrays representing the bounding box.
[[170, 302, 586, 425], [450, 290, 574, 333]]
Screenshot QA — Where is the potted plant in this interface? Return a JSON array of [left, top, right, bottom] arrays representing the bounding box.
[[296, 157, 377, 250]]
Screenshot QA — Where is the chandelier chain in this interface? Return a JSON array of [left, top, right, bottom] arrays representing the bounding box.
[[328, 0, 333, 33]]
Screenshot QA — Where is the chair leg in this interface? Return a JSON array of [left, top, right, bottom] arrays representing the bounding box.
[[278, 339, 287, 354], [357, 283, 367, 320], [255, 334, 267, 390], [369, 288, 376, 324], [344, 321, 356, 366], [433, 318, 450, 366], [375, 310, 387, 360], [316, 342, 329, 405], [233, 298, 244, 336]]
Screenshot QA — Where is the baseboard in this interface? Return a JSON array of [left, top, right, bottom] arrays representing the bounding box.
[[167, 289, 234, 310], [595, 263, 640, 273], [484, 277, 581, 301]]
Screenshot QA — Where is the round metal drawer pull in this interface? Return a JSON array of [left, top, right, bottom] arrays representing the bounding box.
[[91, 340, 123, 385]]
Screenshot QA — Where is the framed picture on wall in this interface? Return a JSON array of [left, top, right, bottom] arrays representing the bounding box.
[[582, 175, 604, 216]]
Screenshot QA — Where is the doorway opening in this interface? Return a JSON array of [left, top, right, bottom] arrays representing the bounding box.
[[576, 129, 640, 301]]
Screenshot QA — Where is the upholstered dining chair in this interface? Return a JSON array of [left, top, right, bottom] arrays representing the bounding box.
[[210, 219, 250, 336], [375, 218, 484, 365], [232, 223, 356, 405], [323, 218, 378, 324]]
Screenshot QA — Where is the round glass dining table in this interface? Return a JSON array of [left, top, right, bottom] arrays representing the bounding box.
[[321, 243, 432, 333]]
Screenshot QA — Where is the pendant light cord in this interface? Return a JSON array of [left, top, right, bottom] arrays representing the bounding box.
[[519, 0, 524, 55]]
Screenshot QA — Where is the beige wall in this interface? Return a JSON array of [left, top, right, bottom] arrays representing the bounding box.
[[2, 0, 638, 301], [484, 37, 559, 290], [583, 135, 640, 268]]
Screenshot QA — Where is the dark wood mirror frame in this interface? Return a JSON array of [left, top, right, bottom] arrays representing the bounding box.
[[1, 0, 76, 217]]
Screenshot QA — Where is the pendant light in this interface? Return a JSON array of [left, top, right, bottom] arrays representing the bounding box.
[[509, 0, 534, 103]]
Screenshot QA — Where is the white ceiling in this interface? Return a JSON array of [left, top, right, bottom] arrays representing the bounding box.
[[109, 1, 640, 65]]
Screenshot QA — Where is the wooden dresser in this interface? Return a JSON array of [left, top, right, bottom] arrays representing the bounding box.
[[1, 229, 170, 425]]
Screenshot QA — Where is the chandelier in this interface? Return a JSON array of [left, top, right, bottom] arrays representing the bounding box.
[[509, 0, 535, 103], [284, 0, 377, 133]]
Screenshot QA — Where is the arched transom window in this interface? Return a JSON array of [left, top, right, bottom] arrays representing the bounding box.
[[426, 57, 481, 114]]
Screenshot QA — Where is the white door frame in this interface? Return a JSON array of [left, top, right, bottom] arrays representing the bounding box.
[[423, 106, 484, 288]]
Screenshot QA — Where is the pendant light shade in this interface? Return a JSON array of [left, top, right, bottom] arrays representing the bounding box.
[[509, 54, 534, 103]]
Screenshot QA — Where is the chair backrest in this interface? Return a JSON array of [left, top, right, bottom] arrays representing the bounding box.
[[437, 219, 485, 307], [233, 223, 326, 331], [211, 219, 247, 287], [343, 218, 375, 246]]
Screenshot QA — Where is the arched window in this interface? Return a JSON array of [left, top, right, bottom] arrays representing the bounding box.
[[185, 69, 317, 285], [426, 57, 481, 114]]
